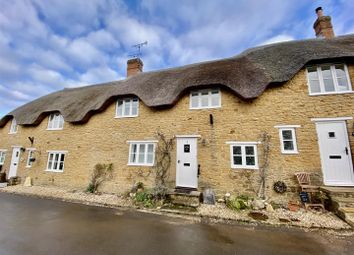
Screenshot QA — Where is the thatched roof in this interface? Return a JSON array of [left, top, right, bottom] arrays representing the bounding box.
[[1, 34, 354, 127]]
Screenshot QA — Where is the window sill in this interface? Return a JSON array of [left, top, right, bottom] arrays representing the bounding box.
[[115, 115, 139, 119], [309, 91, 354, 96], [190, 106, 221, 110], [45, 169, 64, 173], [127, 163, 154, 167], [8, 132, 17, 135], [25, 166, 32, 168], [46, 128, 64, 131], [231, 166, 259, 170], [281, 151, 299, 155]]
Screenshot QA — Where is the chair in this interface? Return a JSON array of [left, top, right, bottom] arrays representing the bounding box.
[[294, 172, 325, 211]]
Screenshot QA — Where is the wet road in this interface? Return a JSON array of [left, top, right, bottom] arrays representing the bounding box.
[[0, 193, 352, 255]]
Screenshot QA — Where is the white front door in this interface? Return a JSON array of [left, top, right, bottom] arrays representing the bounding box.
[[176, 137, 198, 188], [9, 147, 21, 178], [316, 121, 354, 186]]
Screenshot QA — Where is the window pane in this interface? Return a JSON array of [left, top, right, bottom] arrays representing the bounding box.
[[282, 130, 293, 140], [130, 144, 137, 163], [54, 154, 59, 170], [138, 144, 145, 163], [59, 115, 64, 128], [309, 80, 321, 93], [117, 100, 123, 116], [191, 94, 199, 108], [246, 156, 255, 166], [283, 141, 294, 151], [124, 100, 130, 116], [48, 153, 53, 170], [211, 91, 220, 106], [131, 99, 138, 115], [201, 92, 209, 107], [307, 67, 319, 80], [245, 146, 254, 156], [233, 156, 242, 165], [335, 65, 349, 91], [233, 146, 241, 155], [147, 144, 154, 164], [321, 66, 335, 92]]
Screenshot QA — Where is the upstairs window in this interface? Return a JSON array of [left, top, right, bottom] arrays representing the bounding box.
[[116, 98, 139, 118], [9, 118, 18, 134], [46, 151, 66, 172], [306, 64, 352, 95], [0, 150, 6, 165], [47, 113, 64, 130], [190, 89, 221, 109], [128, 141, 156, 166]]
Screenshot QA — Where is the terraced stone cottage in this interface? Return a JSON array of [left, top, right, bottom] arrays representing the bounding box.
[[0, 10, 353, 202]]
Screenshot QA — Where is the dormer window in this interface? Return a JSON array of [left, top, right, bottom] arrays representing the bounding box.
[[9, 118, 18, 134], [190, 89, 221, 109], [306, 64, 352, 95], [116, 98, 139, 118], [47, 113, 64, 130]]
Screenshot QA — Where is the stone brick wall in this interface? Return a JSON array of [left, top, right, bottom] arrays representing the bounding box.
[[0, 65, 353, 203]]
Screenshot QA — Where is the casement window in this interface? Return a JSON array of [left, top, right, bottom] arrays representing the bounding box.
[[190, 89, 221, 109], [116, 98, 139, 118], [227, 142, 259, 169], [46, 151, 66, 172], [306, 64, 352, 95], [47, 113, 64, 130], [128, 141, 157, 166], [275, 125, 299, 154], [26, 149, 35, 168], [9, 118, 18, 134], [0, 150, 6, 165]]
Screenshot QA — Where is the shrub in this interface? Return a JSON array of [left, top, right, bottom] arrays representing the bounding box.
[[134, 190, 155, 208], [226, 196, 249, 211], [86, 163, 113, 193]]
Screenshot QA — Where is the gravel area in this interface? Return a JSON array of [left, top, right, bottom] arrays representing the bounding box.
[[0, 185, 133, 208], [198, 203, 351, 230], [0, 185, 351, 230]]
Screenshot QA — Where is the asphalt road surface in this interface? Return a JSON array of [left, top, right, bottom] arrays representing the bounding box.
[[0, 192, 352, 255]]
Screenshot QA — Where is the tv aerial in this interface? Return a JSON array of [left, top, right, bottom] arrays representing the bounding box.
[[128, 41, 148, 58]]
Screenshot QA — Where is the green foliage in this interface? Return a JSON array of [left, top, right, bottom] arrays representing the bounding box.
[[226, 196, 249, 211], [134, 190, 155, 208], [86, 163, 113, 193]]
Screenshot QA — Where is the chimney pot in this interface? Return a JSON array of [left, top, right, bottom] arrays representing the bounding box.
[[313, 7, 335, 39], [127, 58, 143, 77]]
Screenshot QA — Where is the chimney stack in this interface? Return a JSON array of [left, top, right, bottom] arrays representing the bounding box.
[[313, 7, 335, 39], [127, 58, 143, 77]]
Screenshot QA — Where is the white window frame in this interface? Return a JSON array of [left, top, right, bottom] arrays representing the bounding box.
[[26, 149, 36, 168], [115, 98, 139, 118], [127, 141, 157, 166], [9, 118, 18, 134], [276, 127, 299, 154], [306, 63, 353, 96], [0, 150, 7, 165], [227, 142, 259, 170], [47, 113, 64, 130], [45, 151, 67, 172], [189, 89, 221, 109]]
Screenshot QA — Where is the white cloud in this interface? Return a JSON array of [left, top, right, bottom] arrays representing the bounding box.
[[260, 35, 295, 46], [0, 0, 354, 116]]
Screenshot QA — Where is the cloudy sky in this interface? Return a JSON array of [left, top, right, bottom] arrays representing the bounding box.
[[0, 0, 354, 117]]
